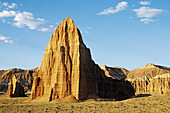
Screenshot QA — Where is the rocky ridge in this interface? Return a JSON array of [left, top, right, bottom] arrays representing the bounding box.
[[0, 67, 39, 92], [129, 73, 170, 94], [100, 63, 170, 95], [127, 63, 170, 79]]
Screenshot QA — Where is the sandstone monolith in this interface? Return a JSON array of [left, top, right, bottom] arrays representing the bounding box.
[[31, 17, 134, 102], [31, 17, 98, 102], [6, 75, 26, 97]]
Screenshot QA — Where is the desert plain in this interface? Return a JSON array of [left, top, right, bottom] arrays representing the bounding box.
[[0, 92, 170, 113]]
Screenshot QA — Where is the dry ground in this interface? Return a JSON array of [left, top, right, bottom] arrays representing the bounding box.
[[0, 92, 170, 113]]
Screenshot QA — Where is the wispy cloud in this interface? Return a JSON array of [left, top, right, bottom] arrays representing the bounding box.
[[0, 2, 17, 9], [85, 31, 90, 34], [133, 7, 164, 18], [8, 3, 17, 9], [97, 1, 128, 15], [0, 35, 15, 44], [140, 1, 151, 5], [2, 2, 8, 7], [38, 25, 54, 32], [13, 11, 46, 30], [133, 6, 164, 23], [140, 18, 155, 24], [85, 27, 92, 34]]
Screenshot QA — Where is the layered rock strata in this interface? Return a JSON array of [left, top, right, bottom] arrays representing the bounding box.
[[0, 68, 39, 92], [100, 63, 170, 95], [128, 73, 170, 95], [127, 63, 170, 79], [6, 75, 26, 97], [31, 17, 134, 102]]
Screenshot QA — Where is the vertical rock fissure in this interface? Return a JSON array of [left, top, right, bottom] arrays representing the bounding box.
[[30, 17, 135, 102]]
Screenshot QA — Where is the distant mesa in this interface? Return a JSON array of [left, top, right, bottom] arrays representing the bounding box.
[[30, 17, 134, 102], [127, 63, 170, 79], [126, 63, 170, 95], [6, 75, 26, 97], [0, 67, 39, 93], [100, 63, 170, 95]]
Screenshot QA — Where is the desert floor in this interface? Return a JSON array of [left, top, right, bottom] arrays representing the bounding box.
[[0, 92, 170, 113]]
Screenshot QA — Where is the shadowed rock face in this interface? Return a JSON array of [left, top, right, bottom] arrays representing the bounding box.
[[100, 65, 127, 80], [31, 17, 98, 102], [31, 17, 135, 102], [6, 75, 26, 97], [99, 63, 170, 95], [0, 68, 39, 92]]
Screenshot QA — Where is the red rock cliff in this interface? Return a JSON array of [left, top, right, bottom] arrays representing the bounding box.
[[31, 17, 134, 102], [31, 17, 98, 102]]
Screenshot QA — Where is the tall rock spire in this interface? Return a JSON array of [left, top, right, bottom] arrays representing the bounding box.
[[31, 17, 134, 102], [31, 17, 98, 102], [6, 75, 26, 97]]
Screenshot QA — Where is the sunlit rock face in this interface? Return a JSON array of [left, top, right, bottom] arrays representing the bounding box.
[[31, 17, 98, 102], [31, 17, 135, 102], [127, 63, 170, 95], [6, 75, 26, 97], [100, 65, 127, 80], [0, 68, 39, 92], [147, 74, 170, 94], [127, 63, 170, 79], [100, 63, 170, 95]]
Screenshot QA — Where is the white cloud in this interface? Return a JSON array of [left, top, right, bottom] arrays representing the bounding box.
[[0, 35, 15, 44], [85, 31, 90, 34], [13, 11, 46, 29], [38, 25, 54, 32], [0, 10, 16, 18], [133, 7, 164, 18], [85, 27, 92, 34], [0, 6, 53, 32], [97, 1, 128, 15], [133, 6, 164, 24], [140, 1, 151, 5], [8, 3, 17, 9], [0, 2, 17, 9], [140, 18, 156, 24], [2, 2, 8, 7]]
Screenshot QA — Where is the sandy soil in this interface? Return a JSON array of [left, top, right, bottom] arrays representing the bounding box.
[[0, 92, 170, 113]]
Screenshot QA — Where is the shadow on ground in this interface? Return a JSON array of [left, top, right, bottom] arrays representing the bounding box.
[[130, 94, 151, 99]]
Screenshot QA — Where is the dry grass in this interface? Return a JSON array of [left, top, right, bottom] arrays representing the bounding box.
[[0, 92, 170, 113]]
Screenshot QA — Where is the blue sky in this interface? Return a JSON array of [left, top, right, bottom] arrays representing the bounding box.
[[0, 0, 170, 70]]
